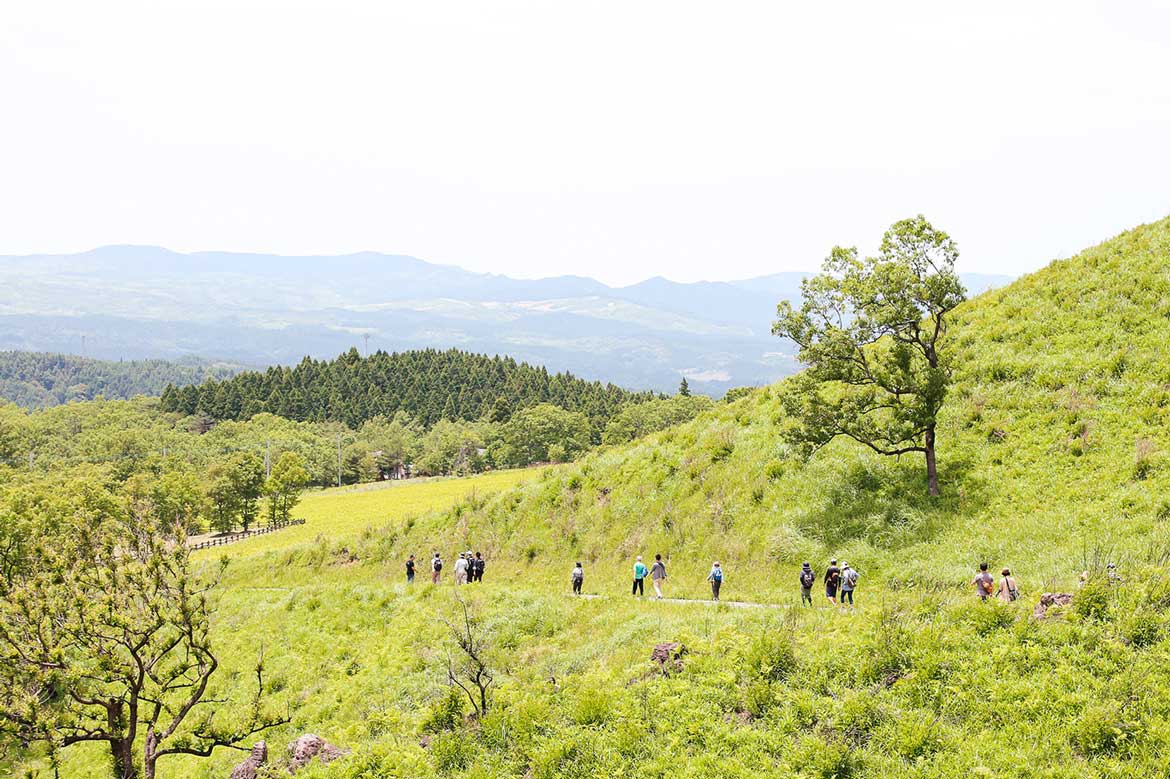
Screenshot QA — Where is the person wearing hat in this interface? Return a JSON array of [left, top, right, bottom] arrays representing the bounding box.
[[799, 562, 816, 606], [839, 562, 859, 609], [632, 555, 649, 597], [706, 561, 723, 601], [824, 558, 841, 604]]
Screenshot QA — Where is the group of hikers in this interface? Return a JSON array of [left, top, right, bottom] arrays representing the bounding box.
[[403, 551, 1051, 608], [405, 551, 486, 585], [627, 554, 725, 600], [972, 562, 1020, 602]]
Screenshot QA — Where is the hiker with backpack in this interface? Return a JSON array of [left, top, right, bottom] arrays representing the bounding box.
[[632, 555, 649, 597], [839, 562, 859, 608], [650, 554, 668, 599], [406, 554, 416, 583], [707, 561, 723, 601], [824, 558, 841, 604], [454, 553, 469, 585], [973, 562, 994, 601], [997, 567, 1019, 602], [571, 562, 584, 595], [472, 552, 485, 583], [799, 562, 815, 606], [431, 552, 443, 584]]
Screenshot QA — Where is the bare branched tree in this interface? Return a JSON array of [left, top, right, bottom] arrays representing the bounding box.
[[440, 595, 494, 717]]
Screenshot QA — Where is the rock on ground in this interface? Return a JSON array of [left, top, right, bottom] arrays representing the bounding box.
[[229, 741, 267, 779], [1032, 592, 1074, 619], [289, 733, 346, 773]]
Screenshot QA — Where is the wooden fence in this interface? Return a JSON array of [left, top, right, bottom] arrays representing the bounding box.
[[189, 518, 306, 550]]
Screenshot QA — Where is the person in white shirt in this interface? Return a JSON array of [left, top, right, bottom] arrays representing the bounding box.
[[454, 553, 469, 585]]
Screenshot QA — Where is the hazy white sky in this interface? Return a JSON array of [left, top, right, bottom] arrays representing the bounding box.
[[2, 1, 1168, 285]]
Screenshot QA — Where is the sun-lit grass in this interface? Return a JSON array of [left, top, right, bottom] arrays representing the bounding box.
[[198, 468, 542, 560], [21, 216, 1170, 778]]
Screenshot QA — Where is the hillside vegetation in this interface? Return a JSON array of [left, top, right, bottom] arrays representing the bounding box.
[[0, 351, 244, 409], [7, 218, 1170, 778], [161, 348, 655, 431]]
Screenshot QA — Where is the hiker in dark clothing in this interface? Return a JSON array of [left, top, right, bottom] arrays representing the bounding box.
[[707, 561, 723, 601], [799, 562, 815, 606], [406, 555, 416, 583], [572, 562, 584, 595], [824, 558, 841, 604], [472, 552, 485, 583], [650, 554, 668, 599], [973, 562, 994, 600]]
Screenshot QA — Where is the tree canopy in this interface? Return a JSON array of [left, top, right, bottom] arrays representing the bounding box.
[[772, 215, 966, 495]]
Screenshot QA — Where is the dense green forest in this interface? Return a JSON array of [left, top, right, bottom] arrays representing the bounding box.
[[0, 350, 244, 409], [161, 347, 656, 432]]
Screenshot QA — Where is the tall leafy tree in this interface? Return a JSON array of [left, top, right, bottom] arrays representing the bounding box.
[[772, 216, 966, 496], [0, 488, 286, 779], [264, 451, 309, 523]]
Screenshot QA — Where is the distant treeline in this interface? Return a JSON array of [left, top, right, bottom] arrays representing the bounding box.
[[0, 351, 244, 409], [161, 348, 656, 434]]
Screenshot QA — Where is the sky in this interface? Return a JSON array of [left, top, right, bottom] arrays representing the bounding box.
[[2, 0, 1168, 286]]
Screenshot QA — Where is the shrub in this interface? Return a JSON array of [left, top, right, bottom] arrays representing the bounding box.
[[967, 601, 1015, 635], [429, 731, 476, 772], [1073, 578, 1112, 621], [1121, 610, 1162, 648], [739, 631, 797, 682], [1134, 438, 1159, 480], [571, 686, 614, 726], [420, 687, 465, 734], [1070, 703, 1138, 757], [765, 460, 786, 481]]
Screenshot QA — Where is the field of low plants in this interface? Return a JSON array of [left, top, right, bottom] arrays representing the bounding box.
[[11, 217, 1170, 778]]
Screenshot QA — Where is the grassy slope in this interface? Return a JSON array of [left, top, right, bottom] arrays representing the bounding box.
[[35, 217, 1170, 778]]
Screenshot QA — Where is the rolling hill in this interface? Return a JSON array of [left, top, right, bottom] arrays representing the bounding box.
[[10, 217, 1166, 778]]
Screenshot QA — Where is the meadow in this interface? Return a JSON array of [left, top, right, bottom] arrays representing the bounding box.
[[14, 217, 1170, 778]]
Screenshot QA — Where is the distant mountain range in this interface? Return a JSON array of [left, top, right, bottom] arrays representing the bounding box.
[[0, 247, 1011, 394]]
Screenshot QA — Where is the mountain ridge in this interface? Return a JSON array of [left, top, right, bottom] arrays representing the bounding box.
[[0, 246, 1011, 393]]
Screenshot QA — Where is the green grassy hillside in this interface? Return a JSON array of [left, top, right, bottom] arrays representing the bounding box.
[[23, 217, 1170, 779]]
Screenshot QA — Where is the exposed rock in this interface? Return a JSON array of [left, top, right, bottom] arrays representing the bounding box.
[[651, 642, 687, 674], [289, 734, 346, 773], [229, 741, 267, 779], [1032, 592, 1074, 619]]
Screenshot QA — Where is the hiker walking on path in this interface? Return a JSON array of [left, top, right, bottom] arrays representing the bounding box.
[[824, 559, 841, 604], [632, 556, 648, 597], [973, 562, 994, 600], [707, 561, 723, 601], [799, 562, 815, 606], [455, 553, 469, 585], [572, 562, 584, 595], [650, 554, 668, 599], [839, 562, 859, 608], [406, 555, 416, 584], [997, 568, 1019, 602], [431, 552, 443, 584], [473, 552, 485, 583]]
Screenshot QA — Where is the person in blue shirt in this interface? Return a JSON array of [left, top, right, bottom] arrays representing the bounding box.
[[632, 555, 649, 597]]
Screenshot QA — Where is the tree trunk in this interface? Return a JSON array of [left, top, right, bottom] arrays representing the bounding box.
[[924, 425, 939, 496], [110, 738, 138, 779]]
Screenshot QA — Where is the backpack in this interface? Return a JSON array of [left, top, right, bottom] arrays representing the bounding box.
[[846, 569, 859, 587], [799, 570, 815, 588], [713, 567, 723, 581], [434, 558, 443, 572], [979, 576, 993, 594]]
